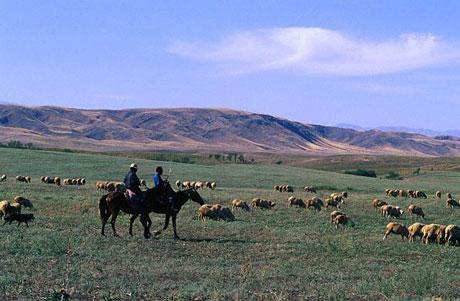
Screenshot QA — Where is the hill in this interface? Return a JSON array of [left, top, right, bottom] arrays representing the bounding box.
[[1, 105, 460, 156]]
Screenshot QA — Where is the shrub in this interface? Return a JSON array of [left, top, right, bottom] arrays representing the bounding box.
[[344, 169, 377, 178], [385, 171, 403, 180]]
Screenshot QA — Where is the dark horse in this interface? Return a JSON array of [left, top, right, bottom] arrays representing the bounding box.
[[99, 184, 204, 239]]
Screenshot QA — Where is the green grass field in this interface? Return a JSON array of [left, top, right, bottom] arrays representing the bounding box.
[[0, 148, 459, 300]]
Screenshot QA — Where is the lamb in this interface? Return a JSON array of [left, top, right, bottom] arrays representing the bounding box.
[[251, 198, 276, 209], [287, 196, 306, 208], [325, 197, 341, 209], [407, 204, 425, 218], [13, 196, 33, 208], [332, 214, 354, 229], [0, 174, 7, 182], [408, 222, 425, 242], [421, 224, 444, 244], [3, 213, 34, 227], [330, 210, 344, 223], [444, 225, 460, 246], [447, 198, 460, 208], [380, 205, 403, 218], [436, 191, 441, 199], [372, 199, 387, 209], [383, 222, 409, 240], [303, 186, 316, 193], [307, 197, 323, 211], [231, 199, 250, 211]]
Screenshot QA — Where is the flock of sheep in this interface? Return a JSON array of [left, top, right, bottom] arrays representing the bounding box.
[[176, 180, 216, 190], [2, 171, 460, 246]]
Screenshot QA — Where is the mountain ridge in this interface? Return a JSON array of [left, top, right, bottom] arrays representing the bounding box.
[[1, 104, 460, 156]]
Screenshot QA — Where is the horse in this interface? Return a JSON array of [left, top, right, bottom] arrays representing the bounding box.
[[99, 184, 204, 239], [135, 188, 204, 240]]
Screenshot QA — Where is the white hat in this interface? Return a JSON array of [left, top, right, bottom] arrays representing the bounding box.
[[130, 163, 138, 169]]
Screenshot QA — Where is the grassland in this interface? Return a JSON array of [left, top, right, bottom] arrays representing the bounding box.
[[0, 148, 459, 300]]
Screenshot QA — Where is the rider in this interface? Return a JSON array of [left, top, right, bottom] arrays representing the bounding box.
[[153, 166, 164, 189], [153, 166, 173, 209], [124, 163, 142, 199]]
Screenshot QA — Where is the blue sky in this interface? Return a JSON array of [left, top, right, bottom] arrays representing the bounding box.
[[1, 1, 460, 130]]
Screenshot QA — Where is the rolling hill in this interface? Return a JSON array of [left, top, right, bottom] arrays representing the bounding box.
[[1, 104, 460, 156]]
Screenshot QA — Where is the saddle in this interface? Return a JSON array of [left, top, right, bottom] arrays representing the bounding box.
[[125, 189, 143, 209]]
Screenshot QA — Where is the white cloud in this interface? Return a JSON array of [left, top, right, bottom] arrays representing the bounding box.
[[169, 27, 460, 76]]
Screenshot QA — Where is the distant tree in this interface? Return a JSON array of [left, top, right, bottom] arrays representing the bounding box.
[[412, 167, 421, 175], [344, 169, 377, 178], [385, 171, 403, 180]]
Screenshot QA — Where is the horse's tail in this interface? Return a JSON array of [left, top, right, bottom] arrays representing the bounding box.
[[99, 194, 109, 219]]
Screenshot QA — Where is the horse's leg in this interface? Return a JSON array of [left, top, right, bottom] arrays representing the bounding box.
[[101, 211, 111, 236], [110, 209, 120, 237], [129, 214, 138, 236], [153, 214, 169, 236], [172, 213, 180, 240], [139, 213, 151, 239]]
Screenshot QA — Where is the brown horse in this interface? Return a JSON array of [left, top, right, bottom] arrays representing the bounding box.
[[99, 185, 204, 239]]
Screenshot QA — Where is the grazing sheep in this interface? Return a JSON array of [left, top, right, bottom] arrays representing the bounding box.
[[287, 196, 306, 208], [408, 190, 416, 198], [210, 182, 216, 190], [415, 191, 427, 199], [435, 225, 447, 244], [303, 186, 316, 193], [175, 180, 181, 188], [383, 222, 409, 240], [436, 191, 441, 199], [307, 197, 323, 211], [398, 190, 408, 198], [274, 185, 280, 191], [231, 199, 250, 211], [407, 204, 425, 218], [447, 198, 460, 208], [385, 189, 390, 196], [140, 179, 147, 187], [198, 204, 234, 222], [325, 197, 341, 209], [447, 193, 453, 199], [0, 201, 22, 218], [332, 214, 354, 229], [251, 198, 275, 209], [13, 196, 33, 208], [341, 191, 348, 198], [0, 174, 7, 182], [380, 205, 403, 218], [330, 210, 344, 223], [0, 200, 9, 218], [388, 190, 398, 198], [421, 224, 444, 245], [372, 199, 387, 209], [444, 225, 460, 246], [408, 222, 425, 242], [16, 176, 30, 183], [183, 181, 190, 188], [54, 177, 61, 186], [78, 178, 86, 186]]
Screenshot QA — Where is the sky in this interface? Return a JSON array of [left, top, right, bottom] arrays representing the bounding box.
[[1, 1, 460, 130]]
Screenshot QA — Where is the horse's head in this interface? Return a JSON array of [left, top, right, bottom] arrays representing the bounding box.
[[182, 188, 204, 206]]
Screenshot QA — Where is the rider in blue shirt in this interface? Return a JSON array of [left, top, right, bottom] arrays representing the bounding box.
[[153, 166, 164, 188]]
